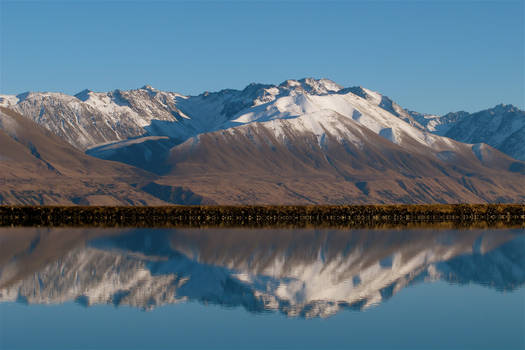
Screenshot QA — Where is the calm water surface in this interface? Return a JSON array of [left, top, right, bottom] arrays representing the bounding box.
[[0, 227, 524, 350]]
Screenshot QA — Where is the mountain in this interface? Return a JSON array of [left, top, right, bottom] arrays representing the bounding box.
[[160, 112, 525, 204], [1, 78, 525, 204], [0, 88, 186, 150], [0, 79, 337, 150], [408, 105, 525, 162], [442, 105, 525, 161], [406, 110, 467, 135], [0, 107, 205, 205], [1, 227, 523, 318], [3, 80, 523, 161]]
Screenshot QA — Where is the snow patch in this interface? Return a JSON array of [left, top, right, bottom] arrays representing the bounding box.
[[0, 95, 19, 107]]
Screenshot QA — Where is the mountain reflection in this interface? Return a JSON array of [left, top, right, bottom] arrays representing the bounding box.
[[0, 227, 524, 318]]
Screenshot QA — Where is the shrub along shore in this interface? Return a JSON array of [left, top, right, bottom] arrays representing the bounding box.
[[0, 204, 524, 228]]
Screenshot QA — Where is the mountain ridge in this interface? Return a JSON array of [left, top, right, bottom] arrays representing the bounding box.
[[1, 78, 524, 204], [1, 79, 522, 156]]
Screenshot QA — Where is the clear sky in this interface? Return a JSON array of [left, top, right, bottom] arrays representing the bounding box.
[[0, 0, 523, 115]]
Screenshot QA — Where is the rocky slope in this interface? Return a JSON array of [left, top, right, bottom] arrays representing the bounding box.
[[0, 107, 203, 205]]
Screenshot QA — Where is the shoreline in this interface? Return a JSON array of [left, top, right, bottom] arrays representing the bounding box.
[[1, 204, 524, 228]]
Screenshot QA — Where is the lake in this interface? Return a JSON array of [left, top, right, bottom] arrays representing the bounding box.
[[0, 227, 524, 349]]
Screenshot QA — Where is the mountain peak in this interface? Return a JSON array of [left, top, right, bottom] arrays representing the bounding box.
[[279, 77, 342, 95], [490, 103, 520, 114], [140, 84, 159, 97], [300, 77, 342, 90], [141, 84, 157, 91]]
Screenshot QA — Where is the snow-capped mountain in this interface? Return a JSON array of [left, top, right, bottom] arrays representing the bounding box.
[[0, 78, 344, 150], [2, 78, 523, 160], [442, 105, 525, 161], [2, 78, 522, 160], [1, 228, 523, 318], [0, 88, 187, 149], [1, 78, 524, 204], [407, 110, 467, 134], [407, 105, 525, 162]]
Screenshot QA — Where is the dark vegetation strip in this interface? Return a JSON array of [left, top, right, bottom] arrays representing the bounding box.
[[0, 204, 524, 228]]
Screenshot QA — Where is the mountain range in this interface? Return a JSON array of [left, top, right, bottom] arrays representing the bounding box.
[[1, 78, 524, 205], [1, 227, 523, 318]]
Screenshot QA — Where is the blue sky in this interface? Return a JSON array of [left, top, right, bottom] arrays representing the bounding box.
[[1, 0, 523, 114]]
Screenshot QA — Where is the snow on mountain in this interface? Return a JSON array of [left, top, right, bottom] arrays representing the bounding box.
[[1, 228, 523, 318], [223, 87, 452, 152], [0, 95, 20, 107], [407, 110, 467, 134], [3, 80, 523, 161], [2, 79, 525, 204], [0, 78, 452, 153], [3, 78, 522, 164], [405, 105, 525, 161], [1, 82, 285, 149], [0, 88, 191, 149], [441, 105, 525, 161], [97, 79, 500, 174]]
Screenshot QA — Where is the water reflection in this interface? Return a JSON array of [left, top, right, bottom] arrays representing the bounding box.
[[0, 227, 524, 318]]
